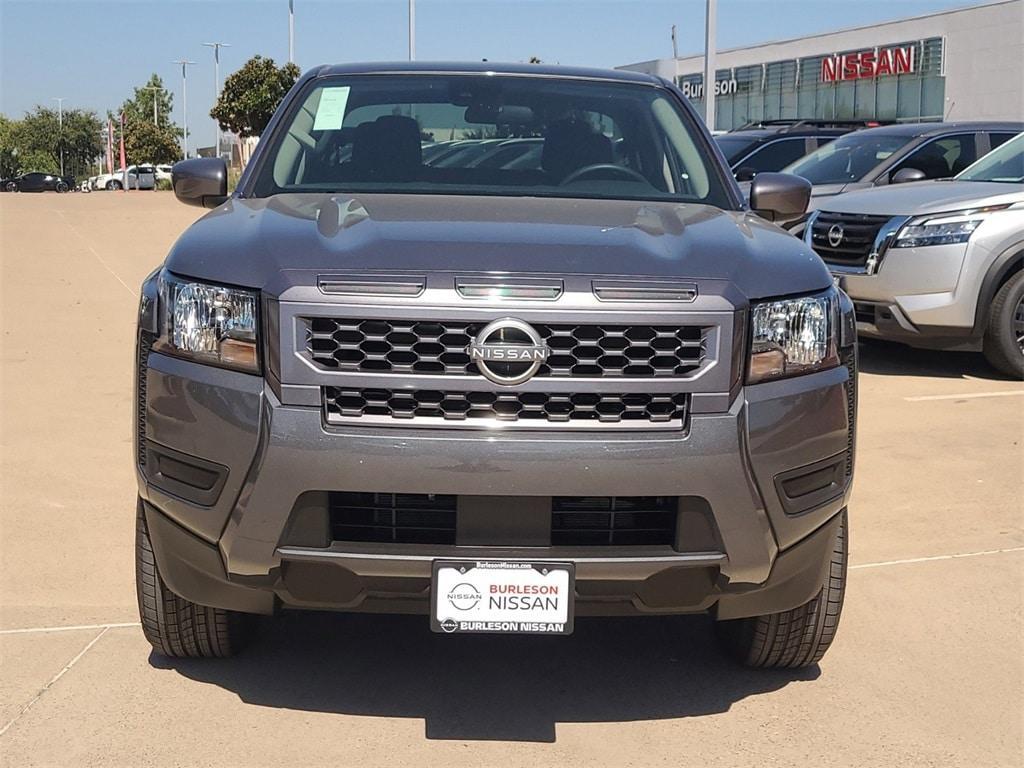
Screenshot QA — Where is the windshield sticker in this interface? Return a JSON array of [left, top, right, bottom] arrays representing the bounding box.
[[875, 151, 895, 159], [313, 86, 351, 131]]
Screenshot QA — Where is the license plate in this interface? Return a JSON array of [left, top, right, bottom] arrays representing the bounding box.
[[430, 560, 574, 635]]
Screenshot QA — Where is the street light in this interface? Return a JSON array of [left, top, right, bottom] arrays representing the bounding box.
[[172, 59, 196, 160], [703, 0, 717, 131], [53, 97, 65, 176], [202, 42, 230, 160], [408, 0, 415, 61], [288, 0, 295, 64], [142, 86, 161, 123]]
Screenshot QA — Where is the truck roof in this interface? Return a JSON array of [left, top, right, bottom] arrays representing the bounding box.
[[312, 61, 664, 85]]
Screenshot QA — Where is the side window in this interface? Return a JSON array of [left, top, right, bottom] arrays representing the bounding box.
[[737, 139, 808, 174], [988, 133, 1018, 151], [894, 134, 978, 179]]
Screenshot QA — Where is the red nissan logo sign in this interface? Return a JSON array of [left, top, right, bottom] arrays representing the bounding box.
[[820, 45, 916, 83]]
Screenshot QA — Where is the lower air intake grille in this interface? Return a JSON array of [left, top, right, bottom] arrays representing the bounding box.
[[329, 492, 457, 544], [136, 331, 155, 468], [323, 388, 689, 426], [552, 496, 678, 546]]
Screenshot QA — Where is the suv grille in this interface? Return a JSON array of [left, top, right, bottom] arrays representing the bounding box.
[[811, 211, 891, 266], [552, 496, 678, 546], [307, 319, 705, 378], [329, 492, 457, 544], [324, 387, 689, 426]]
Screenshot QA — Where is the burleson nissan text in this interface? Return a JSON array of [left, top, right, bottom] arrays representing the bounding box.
[[134, 62, 857, 668]]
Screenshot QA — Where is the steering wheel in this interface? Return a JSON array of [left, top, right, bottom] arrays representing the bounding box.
[[560, 163, 649, 186]]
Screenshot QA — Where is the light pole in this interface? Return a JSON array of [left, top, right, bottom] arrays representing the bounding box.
[[172, 60, 196, 160], [202, 42, 230, 160], [703, 0, 717, 131], [143, 86, 160, 123], [408, 0, 415, 61], [53, 97, 65, 176], [288, 0, 294, 64]]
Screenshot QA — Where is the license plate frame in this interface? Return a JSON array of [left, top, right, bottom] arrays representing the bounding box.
[[430, 560, 575, 635]]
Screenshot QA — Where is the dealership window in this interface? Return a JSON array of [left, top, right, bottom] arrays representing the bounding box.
[[677, 37, 945, 130]]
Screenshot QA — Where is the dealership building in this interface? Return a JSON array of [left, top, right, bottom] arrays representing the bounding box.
[[618, 0, 1023, 130]]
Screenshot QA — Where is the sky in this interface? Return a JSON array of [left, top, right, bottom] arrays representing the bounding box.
[[0, 0, 991, 149]]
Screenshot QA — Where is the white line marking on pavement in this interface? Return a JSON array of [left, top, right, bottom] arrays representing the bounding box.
[[903, 390, 1024, 402], [851, 546, 1024, 570], [0, 622, 140, 636], [0, 627, 110, 738], [55, 209, 134, 295]]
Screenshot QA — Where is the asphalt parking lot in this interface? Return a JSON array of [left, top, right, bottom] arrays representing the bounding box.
[[1, 191, 1021, 767]]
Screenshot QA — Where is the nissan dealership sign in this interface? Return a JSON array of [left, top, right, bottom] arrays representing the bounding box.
[[820, 44, 916, 82]]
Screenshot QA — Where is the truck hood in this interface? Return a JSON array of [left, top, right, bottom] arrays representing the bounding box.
[[165, 193, 830, 300], [813, 180, 1024, 216]]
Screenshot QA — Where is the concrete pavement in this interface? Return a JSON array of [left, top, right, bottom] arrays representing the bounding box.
[[1, 192, 1021, 766]]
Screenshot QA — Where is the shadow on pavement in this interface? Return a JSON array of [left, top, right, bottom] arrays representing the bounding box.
[[152, 611, 818, 742], [856, 339, 1011, 380]]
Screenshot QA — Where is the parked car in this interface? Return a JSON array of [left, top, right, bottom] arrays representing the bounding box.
[[715, 119, 874, 182], [782, 121, 1023, 234], [155, 164, 174, 182], [3, 172, 75, 193], [136, 62, 857, 668], [806, 131, 1023, 376], [93, 165, 157, 191]]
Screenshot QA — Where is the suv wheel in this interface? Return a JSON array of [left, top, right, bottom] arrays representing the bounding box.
[[107, 179, 122, 191], [715, 510, 847, 668], [135, 499, 254, 657], [982, 271, 1024, 379], [5, 181, 17, 192], [55, 180, 69, 193]]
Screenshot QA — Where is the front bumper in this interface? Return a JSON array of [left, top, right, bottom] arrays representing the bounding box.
[[830, 241, 980, 349], [136, 349, 855, 621]]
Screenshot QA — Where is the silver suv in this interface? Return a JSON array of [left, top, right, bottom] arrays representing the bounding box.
[[806, 133, 1024, 377]]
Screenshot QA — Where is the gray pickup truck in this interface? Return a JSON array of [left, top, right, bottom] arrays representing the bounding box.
[[135, 62, 857, 668]]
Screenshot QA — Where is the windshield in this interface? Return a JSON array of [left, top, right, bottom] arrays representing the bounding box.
[[956, 132, 1024, 183], [250, 74, 732, 207], [783, 131, 914, 185], [714, 135, 758, 165]]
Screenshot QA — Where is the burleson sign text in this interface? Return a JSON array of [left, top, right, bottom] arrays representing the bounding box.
[[820, 45, 916, 83]]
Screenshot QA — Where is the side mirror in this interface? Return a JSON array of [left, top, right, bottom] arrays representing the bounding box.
[[734, 166, 757, 183], [890, 166, 926, 184], [172, 158, 228, 208], [749, 172, 811, 223]]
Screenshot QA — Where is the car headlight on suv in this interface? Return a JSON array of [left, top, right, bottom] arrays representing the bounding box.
[[892, 205, 1011, 249], [155, 271, 259, 372], [748, 289, 839, 383]]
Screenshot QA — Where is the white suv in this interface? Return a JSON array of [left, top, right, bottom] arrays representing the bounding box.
[[806, 133, 1024, 376]]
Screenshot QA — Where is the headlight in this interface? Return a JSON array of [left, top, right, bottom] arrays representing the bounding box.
[[748, 290, 839, 383], [156, 272, 260, 373], [892, 205, 1008, 249]]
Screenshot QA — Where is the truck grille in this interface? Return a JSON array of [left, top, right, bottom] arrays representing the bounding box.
[[327, 493, 678, 547], [810, 211, 891, 267], [324, 387, 689, 426], [329, 492, 457, 544], [553, 496, 678, 546], [307, 318, 705, 378]]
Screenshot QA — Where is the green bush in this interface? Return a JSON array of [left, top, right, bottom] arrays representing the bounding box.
[[155, 178, 172, 191]]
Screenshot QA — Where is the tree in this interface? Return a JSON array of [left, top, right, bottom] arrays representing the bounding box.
[[115, 74, 181, 165], [210, 55, 300, 139], [14, 106, 103, 179]]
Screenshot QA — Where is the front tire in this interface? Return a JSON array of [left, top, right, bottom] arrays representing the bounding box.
[[107, 179, 122, 191], [135, 499, 254, 657], [715, 510, 848, 668], [5, 181, 17, 193], [982, 271, 1024, 379], [55, 180, 69, 193]]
